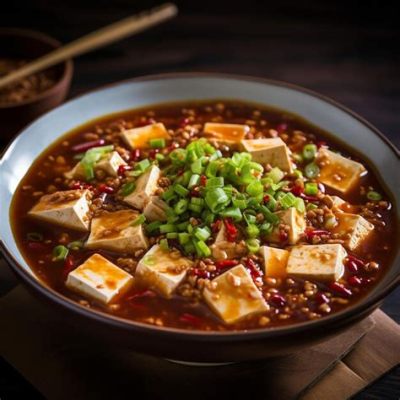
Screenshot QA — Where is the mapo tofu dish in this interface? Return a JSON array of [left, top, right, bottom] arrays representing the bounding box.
[[12, 101, 397, 331]]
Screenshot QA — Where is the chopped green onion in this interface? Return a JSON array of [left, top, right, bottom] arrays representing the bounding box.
[[246, 180, 264, 196], [302, 144, 318, 161], [162, 187, 176, 202], [188, 203, 203, 213], [155, 153, 165, 162], [146, 221, 163, 234], [205, 188, 229, 213], [193, 240, 211, 257], [191, 197, 204, 206], [209, 150, 222, 161], [131, 214, 146, 226], [183, 241, 196, 255], [27, 232, 43, 242], [232, 197, 248, 210], [135, 158, 151, 172], [177, 221, 190, 231], [306, 203, 318, 211], [67, 241, 84, 250], [178, 232, 191, 245], [52, 245, 69, 262], [293, 169, 303, 178], [259, 222, 273, 235], [260, 205, 280, 225], [266, 167, 284, 183], [202, 210, 215, 224], [206, 161, 220, 177], [166, 232, 178, 239], [304, 162, 320, 179], [304, 182, 319, 196], [220, 206, 242, 221], [159, 224, 177, 234], [174, 199, 188, 215], [280, 192, 297, 209], [159, 238, 169, 251], [174, 184, 189, 197], [246, 224, 260, 238], [149, 138, 166, 148], [194, 226, 211, 241], [191, 158, 203, 174], [367, 191, 382, 201], [294, 197, 306, 213], [121, 182, 136, 196], [246, 238, 260, 254], [170, 148, 187, 166], [188, 174, 200, 188], [206, 176, 224, 189]]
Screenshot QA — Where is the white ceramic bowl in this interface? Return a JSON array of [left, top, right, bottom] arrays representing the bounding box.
[[0, 73, 399, 362]]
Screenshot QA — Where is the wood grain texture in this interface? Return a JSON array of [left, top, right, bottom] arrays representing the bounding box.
[[0, 1, 399, 398], [0, 285, 381, 400]]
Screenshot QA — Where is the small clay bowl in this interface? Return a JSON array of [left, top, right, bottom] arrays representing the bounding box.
[[0, 28, 73, 143]]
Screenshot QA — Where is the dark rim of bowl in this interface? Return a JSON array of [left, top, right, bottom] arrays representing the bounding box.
[[0, 28, 73, 109], [0, 72, 399, 341]]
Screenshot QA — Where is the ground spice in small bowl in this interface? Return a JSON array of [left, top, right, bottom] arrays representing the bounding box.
[[0, 58, 56, 105]]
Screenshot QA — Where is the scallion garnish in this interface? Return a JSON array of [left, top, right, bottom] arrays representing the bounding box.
[[302, 143, 318, 161], [52, 245, 69, 262], [304, 162, 320, 179], [131, 214, 146, 226], [149, 138, 166, 149], [367, 191, 382, 201]]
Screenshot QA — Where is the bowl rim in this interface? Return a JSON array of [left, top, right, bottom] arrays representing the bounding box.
[[0, 27, 74, 109], [1, 72, 399, 340]]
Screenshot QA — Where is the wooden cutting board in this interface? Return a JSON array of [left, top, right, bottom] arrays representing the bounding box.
[[0, 285, 399, 400]]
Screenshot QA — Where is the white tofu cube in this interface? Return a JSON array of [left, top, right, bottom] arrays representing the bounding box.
[[120, 123, 170, 149], [95, 151, 127, 177], [28, 189, 91, 231], [86, 209, 148, 254], [241, 138, 293, 172], [268, 207, 306, 245], [203, 265, 269, 324], [204, 122, 249, 145], [333, 212, 374, 250], [331, 195, 346, 209], [135, 245, 193, 298], [64, 151, 126, 180], [66, 253, 133, 304], [143, 196, 168, 221], [317, 148, 366, 193], [287, 244, 347, 281], [259, 246, 289, 279], [124, 165, 161, 210]]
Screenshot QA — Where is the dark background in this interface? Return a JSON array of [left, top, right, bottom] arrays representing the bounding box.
[[0, 0, 399, 398]]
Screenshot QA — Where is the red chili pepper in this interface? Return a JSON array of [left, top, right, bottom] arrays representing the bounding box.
[[131, 149, 141, 161], [329, 282, 352, 297], [346, 260, 359, 273], [269, 293, 286, 308], [71, 139, 106, 153], [223, 218, 238, 242], [215, 259, 238, 269], [180, 117, 190, 128], [290, 185, 304, 196], [211, 219, 222, 233], [279, 231, 289, 242], [191, 268, 210, 278], [97, 184, 115, 194], [305, 229, 330, 240], [62, 256, 75, 280], [118, 165, 132, 176], [148, 148, 160, 160], [348, 276, 362, 287], [126, 290, 156, 301], [315, 292, 329, 305], [347, 254, 366, 268], [263, 194, 270, 203], [27, 241, 48, 251], [300, 193, 319, 202], [179, 313, 202, 326], [200, 175, 207, 186], [244, 258, 263, 279], [167, 142, 180, 152], [190, 187, 201, 198], [317, 141, 327, 149], [276, 123, 288, 133]]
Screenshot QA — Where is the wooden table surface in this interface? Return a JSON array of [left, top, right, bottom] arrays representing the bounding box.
[[0, 1, 399, 398]]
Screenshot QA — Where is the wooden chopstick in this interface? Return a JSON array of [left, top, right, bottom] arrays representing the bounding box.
[[0, 3, 178, 90]]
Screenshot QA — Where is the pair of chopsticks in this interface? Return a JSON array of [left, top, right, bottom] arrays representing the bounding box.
[[0, 3, 178, 90]]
